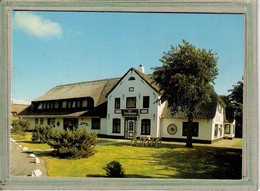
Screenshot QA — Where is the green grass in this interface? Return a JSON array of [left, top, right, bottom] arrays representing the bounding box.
[[11, 132, 52, 150], [11, 132, 242, 179], [234, 138, 243, 147]]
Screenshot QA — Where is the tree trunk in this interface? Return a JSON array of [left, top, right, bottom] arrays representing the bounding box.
[[185, 117, 193, 148]]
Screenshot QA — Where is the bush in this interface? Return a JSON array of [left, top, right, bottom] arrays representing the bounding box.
[[104, 160, 125, 177], [32, 124, 53, 143], [11, 119, 30, 138], [47, 128, 97, 159], [11, 119, 30, 132]]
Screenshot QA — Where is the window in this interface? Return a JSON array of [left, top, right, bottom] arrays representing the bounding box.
[[113, 119, 121, 133], [225, 124, 231, 134], [214, 124, 218, 137], [77, 100, 81, 108], [126, 97, 136, 108], [82, 99, 88, 107], [68, 101, 72, 108], [72, 101, 76, 108], [115, 98, 120, 109], [219, 125, 223, 136], [54, 102, 59, 109], [129, 87, 134, 92], [38, 103, 42, 110], [141, 119, 151, 135], [92, 118, 100, 130], [35, 118, 39, 125], [40, 118, 44, 125], [128, 77, 135, 81], [63, 118, 78, 130], [62, 101, 67, 108], [143, 96, 150, 108], [182, 122, 199, 137], [47, 118, 55, 127]]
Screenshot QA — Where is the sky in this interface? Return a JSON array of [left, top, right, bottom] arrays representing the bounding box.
[[11, 11, 244, 105]]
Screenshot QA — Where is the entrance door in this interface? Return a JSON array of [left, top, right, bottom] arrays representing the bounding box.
[[125, 118, 137, 138]]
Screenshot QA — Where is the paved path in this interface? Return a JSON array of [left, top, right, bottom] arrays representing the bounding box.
[[10, 141, 47, 177]]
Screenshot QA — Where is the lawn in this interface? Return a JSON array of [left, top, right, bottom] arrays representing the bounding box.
[[11, 132, 242, 179]]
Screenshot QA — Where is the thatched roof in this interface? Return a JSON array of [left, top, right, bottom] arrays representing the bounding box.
[[11, 103, 29, 113], [161, 93, 224, 119], [11, 103, 30, 120], [33, 77, 120, 107]]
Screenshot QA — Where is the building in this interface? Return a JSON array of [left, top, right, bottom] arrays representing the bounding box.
[[18, 66, 235, 143], [11, 102, 29, 121]]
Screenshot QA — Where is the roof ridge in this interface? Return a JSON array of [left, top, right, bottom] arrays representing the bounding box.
[[55, 77, 121, 88]]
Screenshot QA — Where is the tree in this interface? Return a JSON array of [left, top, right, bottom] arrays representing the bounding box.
[[152, 40, 219, 148], [228, 80, 243, 138]]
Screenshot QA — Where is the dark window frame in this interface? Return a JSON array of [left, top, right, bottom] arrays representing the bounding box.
[[126, 97, 136, 108], [182, 122, 199, 137], [143, 96, 150, 108], [225, 124, 231, 134], [115, 98, 120, 109], [214, 124, 218, 137], [40, 118, 44, 125], [91, 118, 101, 130], [113, 118, 121, 133], [47, 118, 55, 127], [141, 119, 151, 135]]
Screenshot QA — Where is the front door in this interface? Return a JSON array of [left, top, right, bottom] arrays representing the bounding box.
[[125, 118, 137, 138]]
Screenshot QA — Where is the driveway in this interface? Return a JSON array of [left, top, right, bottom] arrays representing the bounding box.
[[10, 141, 47, 177]]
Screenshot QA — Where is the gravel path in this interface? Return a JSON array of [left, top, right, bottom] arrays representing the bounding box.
[[10, 141, 47, 177]]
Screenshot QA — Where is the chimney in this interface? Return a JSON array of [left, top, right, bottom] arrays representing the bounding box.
[[138, 64, 145, 73]]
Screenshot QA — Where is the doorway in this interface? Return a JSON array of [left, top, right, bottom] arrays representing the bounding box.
[[125, 117, 137, 138]]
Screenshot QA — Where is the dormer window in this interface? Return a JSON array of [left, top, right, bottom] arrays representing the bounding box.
[[82, 99, 88, 107], [38, 103, 42, 110], [128, 77, 135, 81]]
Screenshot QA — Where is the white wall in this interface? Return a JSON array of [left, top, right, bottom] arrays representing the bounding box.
[[106, 69, 160, 137], [161, 118, 213, 140], [211, 102, 225, 140]]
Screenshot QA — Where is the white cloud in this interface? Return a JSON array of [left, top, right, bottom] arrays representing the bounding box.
[[12, 98, 31, 105], [14, 11, 62, 39]]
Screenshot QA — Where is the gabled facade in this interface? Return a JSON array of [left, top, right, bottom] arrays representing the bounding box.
[[106, 67, 164, 139], [18, 66, 235, 143]]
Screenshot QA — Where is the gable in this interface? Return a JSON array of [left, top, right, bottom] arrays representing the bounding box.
[[106, 68, 159, 97]]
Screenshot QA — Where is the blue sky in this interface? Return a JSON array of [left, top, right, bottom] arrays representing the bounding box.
[[12, 11, 244, 104]]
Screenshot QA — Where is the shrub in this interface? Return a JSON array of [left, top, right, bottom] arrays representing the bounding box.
[[11, 119, 30, 138], [47, 127, 97, 159], [32, 124, 53, 143], [11, 119, 30, 132], [104, 160, 125, 177]]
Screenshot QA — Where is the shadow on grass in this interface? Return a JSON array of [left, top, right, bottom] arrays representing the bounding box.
[[152, 147, 242, 179], [86, 174, 153, 178], [19, 141, 44, 144], [29, 150, 54, 158]]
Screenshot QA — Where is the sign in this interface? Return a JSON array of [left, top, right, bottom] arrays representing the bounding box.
[[122, 109, 138, 116]]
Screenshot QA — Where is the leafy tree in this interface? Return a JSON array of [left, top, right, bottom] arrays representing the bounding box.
[[228, 80, 243, 137], [152, 40, 219, 148]]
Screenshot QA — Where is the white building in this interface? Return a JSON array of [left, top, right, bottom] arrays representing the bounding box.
[[18, 66, 235, 143]]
